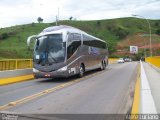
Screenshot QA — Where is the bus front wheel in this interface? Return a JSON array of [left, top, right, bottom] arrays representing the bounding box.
[[79, 64, 85, 78]]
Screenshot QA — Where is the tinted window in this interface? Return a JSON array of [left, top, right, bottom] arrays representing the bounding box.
[[83, 34, 106, 49], [34, 34, 66, 65], [68, 33, 74, 43], [67, 33, 81, 59], [74, 33, 81, 40]]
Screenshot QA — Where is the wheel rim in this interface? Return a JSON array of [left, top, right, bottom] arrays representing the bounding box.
[[103, 62, 106, 69], [80, 66, 84, 76], [101, 62, 104, 70], [101, 63, 103, 70]]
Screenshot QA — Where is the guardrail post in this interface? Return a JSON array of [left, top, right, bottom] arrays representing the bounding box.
[[4, 61, 5, 70], [30, 59, 32, 68], [2, 61, 4, 71], [15, 60, 18, 69]]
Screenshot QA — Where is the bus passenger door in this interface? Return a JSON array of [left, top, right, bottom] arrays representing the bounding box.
[[88, 47, 98, 69], [67, 33, 81, 75]]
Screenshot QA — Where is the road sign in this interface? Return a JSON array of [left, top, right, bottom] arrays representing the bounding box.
[[130, 46, 138, 54]]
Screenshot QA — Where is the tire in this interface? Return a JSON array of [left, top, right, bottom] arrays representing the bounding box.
[[79, 64, 85, 78], [103, 61, 106, 70], [100, 62, 104, 71], [100, 61, 106, 70]]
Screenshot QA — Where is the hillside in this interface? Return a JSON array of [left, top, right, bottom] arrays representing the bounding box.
[[0, 17, 160, 59]]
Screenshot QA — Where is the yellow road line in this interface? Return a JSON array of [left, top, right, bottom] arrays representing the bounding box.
[[0, 74, 34, 86], [0, 69, 105, 111], [131, 64, 140, 114]]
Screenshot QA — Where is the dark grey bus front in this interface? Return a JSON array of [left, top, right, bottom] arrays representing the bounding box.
[[33, 34, 68, 78]]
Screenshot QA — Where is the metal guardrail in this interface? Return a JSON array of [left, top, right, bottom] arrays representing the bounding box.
[[0, 59, 33, 71], [0, 58, 116, 71], [146, 56, 160, 68], [108, 58, 118, 64]]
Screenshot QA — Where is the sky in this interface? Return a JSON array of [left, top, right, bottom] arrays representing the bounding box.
[[0, 0, 160, 28]]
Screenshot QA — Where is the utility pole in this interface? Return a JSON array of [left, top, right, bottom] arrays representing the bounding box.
[[58, 8, 59, 21], [56, 15, 58, 26], [132, 14, 152, 57]]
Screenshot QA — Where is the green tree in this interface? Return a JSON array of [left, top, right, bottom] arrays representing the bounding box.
[[37, 17, 43, 23], [69, 16, 73, 21], [155, 22, 159, 27], [1, 33, 9, 39], [156, 29, 160, 35], [96, 21, 101, 27], [114, 28, 129, 39]]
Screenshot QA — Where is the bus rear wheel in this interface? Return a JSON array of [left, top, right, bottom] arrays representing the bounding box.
[[100, 61, 106, 70], [79, 64, 85, 78], [103, 61, 106, 70]]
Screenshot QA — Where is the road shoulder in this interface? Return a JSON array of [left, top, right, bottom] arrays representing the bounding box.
[[143, 62, 160, 113]]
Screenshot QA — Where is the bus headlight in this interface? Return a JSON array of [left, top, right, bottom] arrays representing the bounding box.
[[58, 66, 67, 72], [33, 68, 40, 73]]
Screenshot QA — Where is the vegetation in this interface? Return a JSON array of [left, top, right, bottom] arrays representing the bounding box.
[[156, 29, 160, 35], [37, 17, 43, 23], [69, 16, 73, 21], [0, 17, 160, 59]]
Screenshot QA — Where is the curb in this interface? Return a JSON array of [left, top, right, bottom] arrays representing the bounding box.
[[131, 61, 157, 114], [140, 61, 157, 114], [0, 74, 34, 86]]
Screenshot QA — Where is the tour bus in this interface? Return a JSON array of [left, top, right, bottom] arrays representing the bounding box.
[[27, 25, 108, 78]]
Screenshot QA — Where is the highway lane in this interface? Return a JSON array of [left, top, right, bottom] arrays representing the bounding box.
[[0, 62, 138, 115], [0, 67, 111, 106], [0, 78, 65, 106]]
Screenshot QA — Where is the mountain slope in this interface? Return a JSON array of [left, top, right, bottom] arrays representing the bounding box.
[[0, 17, 160, 59]]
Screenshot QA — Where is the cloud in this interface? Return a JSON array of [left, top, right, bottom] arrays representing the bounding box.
[[134, 0, 160, 19], [0, 0, 31, 6], [57, 0, 160, 20], [0, 0, 159, 28]]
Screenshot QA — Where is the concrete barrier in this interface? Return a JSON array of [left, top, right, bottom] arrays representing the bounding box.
[[140, 61, 157, 114], [131, 61, 157, 115], [148, 62, 160, 73], [0, 69, 33, 86], [0, 69, 33, 79]]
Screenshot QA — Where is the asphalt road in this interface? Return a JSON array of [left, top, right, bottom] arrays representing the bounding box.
[[0, 62, 138, 119]]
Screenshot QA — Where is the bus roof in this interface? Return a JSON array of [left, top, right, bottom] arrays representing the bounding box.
[[39, 25, 106, 43]]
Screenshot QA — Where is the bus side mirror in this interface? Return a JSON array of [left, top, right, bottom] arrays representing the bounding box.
[[27, 35, 37, 50]]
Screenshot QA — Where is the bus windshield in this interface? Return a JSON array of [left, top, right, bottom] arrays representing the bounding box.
[[34, 34, 66, 65]]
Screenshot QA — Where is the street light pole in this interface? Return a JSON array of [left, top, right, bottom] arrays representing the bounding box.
[[144, 39, 146, 58], [132, 14, 152, 57]]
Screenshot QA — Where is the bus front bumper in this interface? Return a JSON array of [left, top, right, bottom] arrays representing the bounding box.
[[33, 69, 69, 78]]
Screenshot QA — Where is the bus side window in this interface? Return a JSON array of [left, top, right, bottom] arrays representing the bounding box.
[[67, 33, 81, 59], [67, 41, 81, 59]]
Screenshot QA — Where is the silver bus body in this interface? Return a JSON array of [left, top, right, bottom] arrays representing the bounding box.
[[27, 25, 108, 78]]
